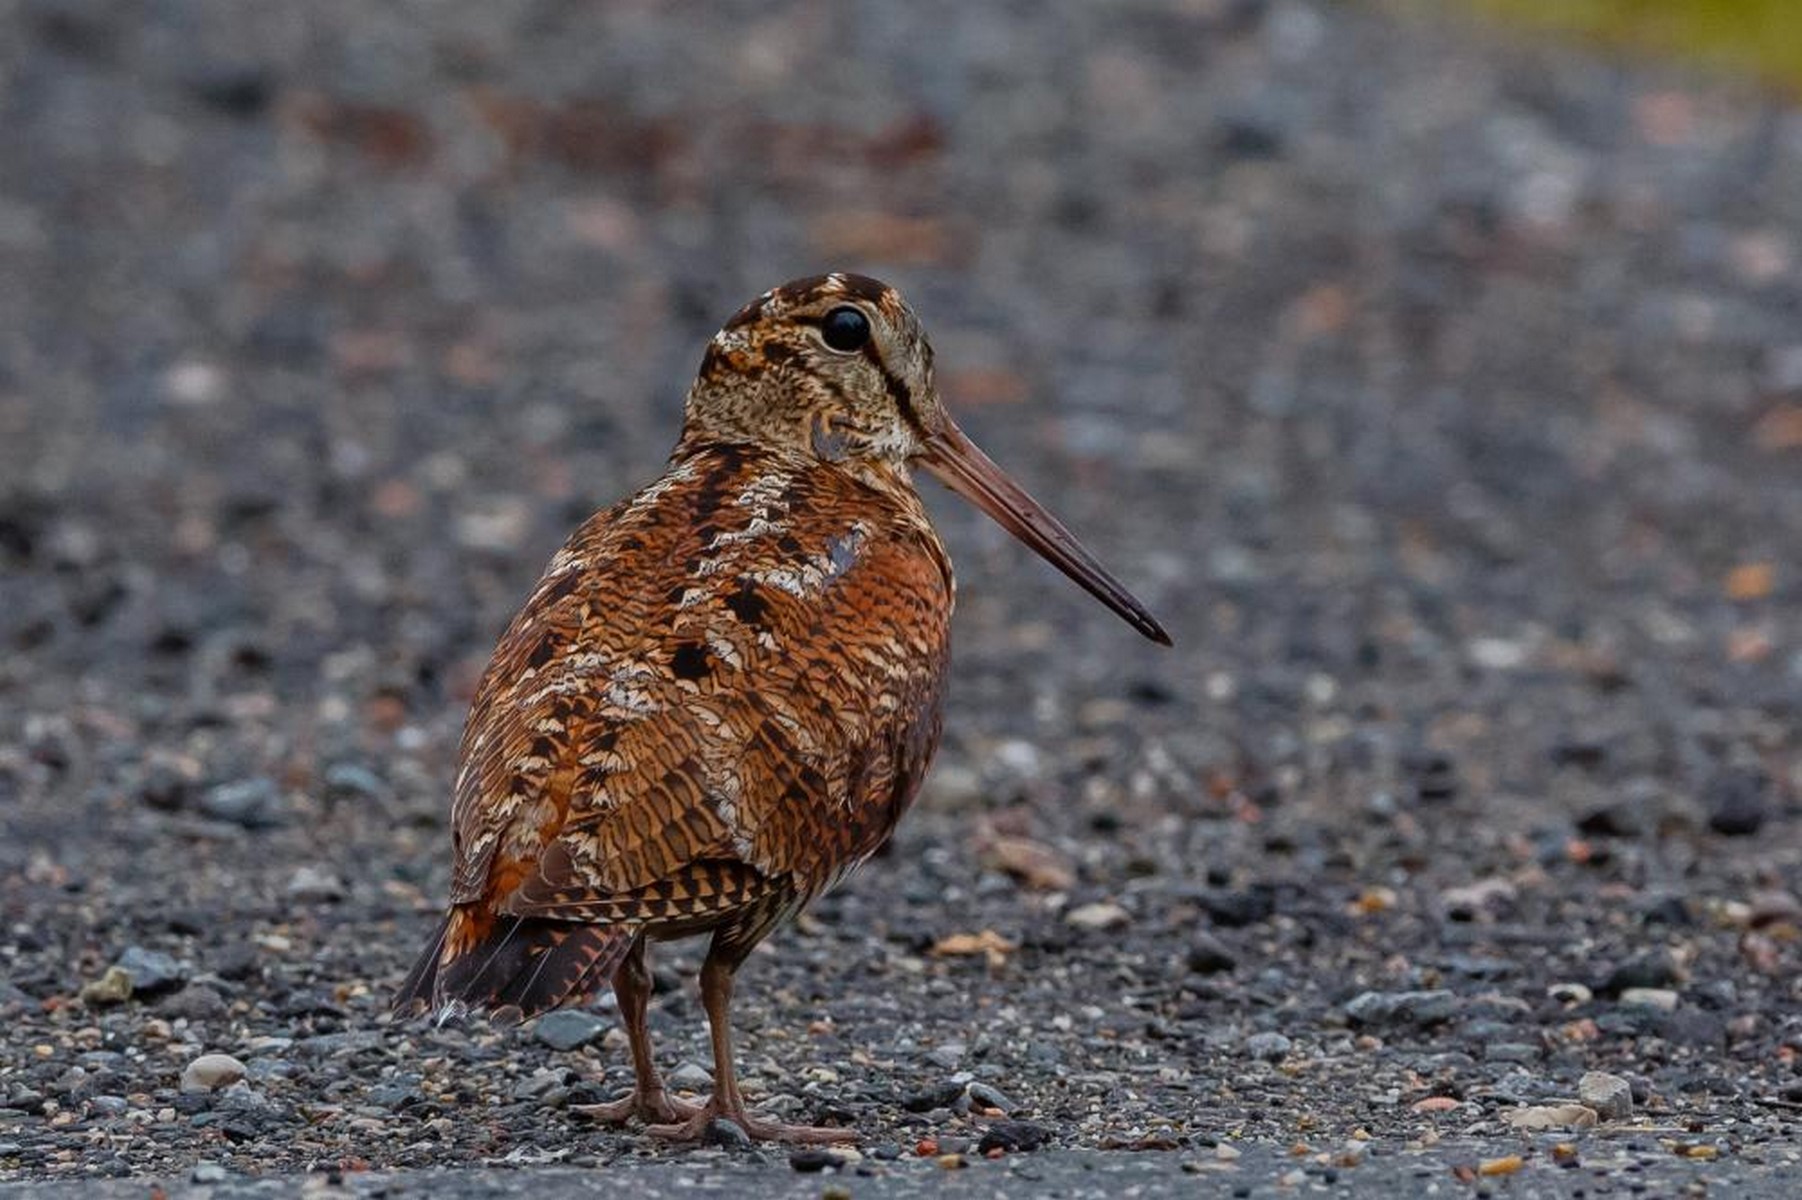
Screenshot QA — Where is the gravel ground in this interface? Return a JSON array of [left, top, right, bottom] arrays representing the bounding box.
[[3, 1, 1802, 1195]]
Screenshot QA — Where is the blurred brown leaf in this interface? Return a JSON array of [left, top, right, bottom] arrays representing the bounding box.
[[930, 930, 1016, 969], [1753, 404, 1802, 451], [1725, 562, 1774, 601], [980, 835, 1075, 891]]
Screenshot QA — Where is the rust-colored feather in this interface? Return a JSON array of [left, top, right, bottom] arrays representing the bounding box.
[[409, 435, 950, 1015]]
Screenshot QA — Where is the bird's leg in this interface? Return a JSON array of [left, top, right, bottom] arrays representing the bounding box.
[[647, 936, 852, 1144], [573, 939, 700, 1126]]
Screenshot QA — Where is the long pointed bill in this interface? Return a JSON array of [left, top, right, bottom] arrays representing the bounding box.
[[919, 421, 1172, 646]]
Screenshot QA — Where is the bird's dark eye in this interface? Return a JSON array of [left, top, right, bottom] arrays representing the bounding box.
[[820, 306, 871, 353]]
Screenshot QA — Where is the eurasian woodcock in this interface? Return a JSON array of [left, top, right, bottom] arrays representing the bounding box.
[[394, 272, 1170, 1143]]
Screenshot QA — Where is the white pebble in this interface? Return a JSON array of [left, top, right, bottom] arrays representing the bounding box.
[[180, 1053, 247, 1093]]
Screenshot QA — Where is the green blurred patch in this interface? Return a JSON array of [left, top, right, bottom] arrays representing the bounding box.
[[1461, 0, 1802, 89]]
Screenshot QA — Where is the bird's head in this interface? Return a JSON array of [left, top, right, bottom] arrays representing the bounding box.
[[683, 272, 941, 464], [680, 272, 1170, 645]]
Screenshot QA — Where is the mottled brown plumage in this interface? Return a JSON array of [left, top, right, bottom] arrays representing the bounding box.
[[394, 273, 1168, 1143]]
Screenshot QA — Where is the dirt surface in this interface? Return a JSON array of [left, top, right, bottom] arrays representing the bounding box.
[[3, 1, 1802, 1195]]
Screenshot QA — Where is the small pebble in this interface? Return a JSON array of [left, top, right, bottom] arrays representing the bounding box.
[[534, 1009, 611, 1052], [701, 1117, 751, 1149], [902, 1080, 966, 1113], [1601, 951, 1679, 995], [1620, 987, 1680, 1012], [200, 778, 287, 829], [1186, 930, 1238, 974], [322, 763, 388, 802], [924, 1042, 966, 1070], [667, 1062, 713, 1091], [286, 865, 346, 902], [1578, 1070, 1633, 1120], [114, 946, 187, 995], [1441, 878, 1517, 921], [1344, 990, 1459, 1028], [1705, 766, 1768, 836], [180, 1054, 247, 1094], [976, 1119, 1054, 1154], [789, 1148, 845, 1172], [1246, 1031, 1292, 1061], [966, 1082, 1014, 1113], [158, 984, 229, 1022], [1065, 901, 1130, 931], [80, 968, 134, 1008], [511, 1068, 571, 1103]]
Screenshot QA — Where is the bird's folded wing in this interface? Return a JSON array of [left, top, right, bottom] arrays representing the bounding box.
[[445, 448, 951, 925]]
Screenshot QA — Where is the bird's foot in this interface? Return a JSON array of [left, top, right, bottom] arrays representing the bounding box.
[[645, 1098, 855, 1145], [573, 1086, 702, 1126]]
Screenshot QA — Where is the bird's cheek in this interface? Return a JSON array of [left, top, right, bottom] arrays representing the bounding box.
[[809, 414, 855, 462]]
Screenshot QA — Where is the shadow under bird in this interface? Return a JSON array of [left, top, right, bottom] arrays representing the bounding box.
[[394, 273, 1170, 1142]]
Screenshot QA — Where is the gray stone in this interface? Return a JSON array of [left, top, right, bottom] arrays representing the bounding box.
[[114, 946, 186, 995], [292, 1031, 382, 1057], [667, 1061, 713, 1092], [286, 865, 346, 902], [511, 1068, 573, 1103], [1578, 1071, 1633, 1120], [366, 1080, 423, 1109], [534, 1009, 611, 1052], [244, 1058, 296, 1083], [200, 778, 287, 829], [323, 762, 388, 803], [157, 984, 229, 1022], [977, 1120, 1055, 1153], [1344, 989, 1460, 1028], [903, 1080, 967, 1113], [1706, 766, 1769, 837], [924, 1042, 966, 1070], [1186, 930, 1238, 975], [702, 1117, 751, 1149], [217, 1082, 284, 1117], [1483, 1042, 1541, 1064], [966, 1082, 1015, 1113], [1601, 951, 1679, 995], [1246, 1032, 1292, 1061]]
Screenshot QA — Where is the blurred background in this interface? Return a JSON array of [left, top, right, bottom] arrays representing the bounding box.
[[1, 0, 1800, 1179]]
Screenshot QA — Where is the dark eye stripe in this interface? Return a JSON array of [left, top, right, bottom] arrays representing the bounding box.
[[859, 341, 929, 439]]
